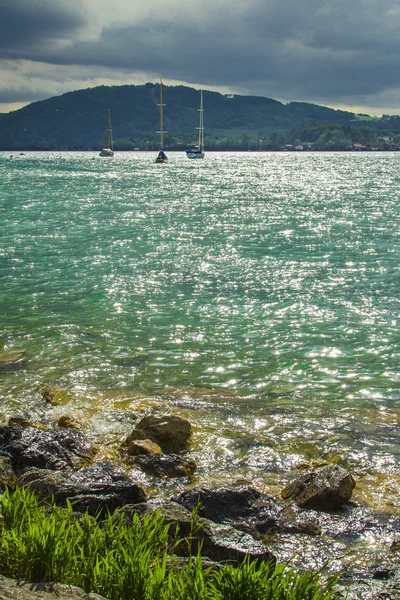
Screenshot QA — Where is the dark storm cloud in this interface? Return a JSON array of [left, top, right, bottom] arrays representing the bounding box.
[[41, 0, 400, 106], [0, 0, 87, 57], [1, 0, 400, 109]]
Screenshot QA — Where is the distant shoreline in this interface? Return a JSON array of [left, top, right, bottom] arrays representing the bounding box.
[[2, 148, 400, 153]]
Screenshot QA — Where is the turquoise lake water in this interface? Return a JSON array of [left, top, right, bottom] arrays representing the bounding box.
[[0, 151, 399, 526]]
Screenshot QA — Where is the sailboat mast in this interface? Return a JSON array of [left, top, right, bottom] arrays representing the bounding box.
[[200, 90, 204, 151], [186, 88, 205, 159], [107, 110, 112, 149], [157, 78, 166, 150], [197, 90, 204, 151]]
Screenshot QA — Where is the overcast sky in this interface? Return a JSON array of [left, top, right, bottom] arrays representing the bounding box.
[[1, 0, 400, 115]]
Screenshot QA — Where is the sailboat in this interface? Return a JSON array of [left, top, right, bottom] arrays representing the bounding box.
[[99, 110, 114, 157], [155, 78, 168, 163], [186, 89, 205, 159]]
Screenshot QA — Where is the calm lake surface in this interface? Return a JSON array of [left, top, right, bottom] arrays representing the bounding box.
[[1, 150, 399, 569]]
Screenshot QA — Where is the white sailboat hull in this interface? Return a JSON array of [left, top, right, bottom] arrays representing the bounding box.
[[99, 148, 114, 157], [186, 150, 205, 159]]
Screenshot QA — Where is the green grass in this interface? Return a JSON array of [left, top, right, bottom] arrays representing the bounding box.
[[0, 487, 338, 600], [355, 115, 380, 121]]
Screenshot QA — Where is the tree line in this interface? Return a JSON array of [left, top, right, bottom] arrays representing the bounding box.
[[1, 84, 399, 151]]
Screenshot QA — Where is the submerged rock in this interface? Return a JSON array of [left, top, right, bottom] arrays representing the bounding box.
[[18, 461, 146, 514], [281, 464, 356, 510], [0, 351, 26, 372], [124, 414, 191, 453], [133, 454, 196, 477], [114, 351, 149, 366], [8, 417, 48, 430], [0, 426, 97, 473], [57, 415, 83, 430], [41, 386, 73, 406]]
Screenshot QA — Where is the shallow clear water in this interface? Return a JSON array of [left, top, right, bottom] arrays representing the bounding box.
[[0, 151, 399, 516]]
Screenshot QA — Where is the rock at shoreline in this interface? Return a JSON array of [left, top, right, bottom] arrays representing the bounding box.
[[119, 499, 275, 565], [281, 464, 356, 510], [119, 499, 195, 537], [173, 486, 320, 537], [18, 461, 146, 514], [132, 454, 196, 478], [0, 456, 16, 490], [0, 426, 97, 473], [124, 415, 191, 453], [200, 521, 276, 564], [334, 573, 400, 599], [173, 487, 262, 522], [0, 577, 103, 600]]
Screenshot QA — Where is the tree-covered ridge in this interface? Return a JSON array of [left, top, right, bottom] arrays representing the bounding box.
[[0, 83, 399, 151]]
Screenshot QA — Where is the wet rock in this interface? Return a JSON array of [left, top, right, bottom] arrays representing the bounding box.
[[372, 569, 394, 580], [200, 521, 276, 564], [0, 456, 16, 489], [18, 461, 146, 514], [173, 487, 262, 523], [0, 426, 97, 473], [334, 575, 400, 599], [277, 505, 321, 535], [390, 540, 400, 553], [281, 464, 356, 510], [133, 454, 196, 477], [172, 486, 320, 537], [118, 499, 194, 537], [119, 499, 275, 565], [124, 415, 191, 453], [125, 439, 162, 455]]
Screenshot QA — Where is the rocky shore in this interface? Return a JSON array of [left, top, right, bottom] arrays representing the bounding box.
[[0, 384, 398, 599]]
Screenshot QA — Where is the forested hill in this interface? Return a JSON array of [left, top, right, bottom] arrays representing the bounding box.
[[0, 83, 361, 150]]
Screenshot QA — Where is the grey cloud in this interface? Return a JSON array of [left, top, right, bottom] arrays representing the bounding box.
[[0, 0, 87, 58], [1, 0, 400, 110], [43, 3, 400, 105]]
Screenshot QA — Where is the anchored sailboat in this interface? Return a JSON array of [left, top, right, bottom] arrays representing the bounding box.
[[186, 90, 205, 159], [99, 110, 114, 157], [155, 78, 168, 163]]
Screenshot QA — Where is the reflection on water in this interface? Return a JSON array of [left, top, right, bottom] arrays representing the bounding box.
[[1, 151, 399, 570]]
